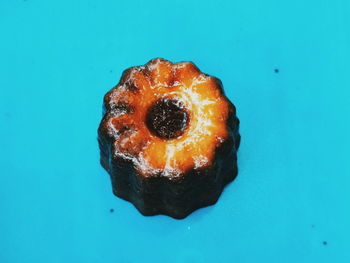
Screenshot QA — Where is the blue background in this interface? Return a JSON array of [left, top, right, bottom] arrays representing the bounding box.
[[1, 0, 349, 262]]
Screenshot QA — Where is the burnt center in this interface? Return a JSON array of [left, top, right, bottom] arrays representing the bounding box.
[[146, 98, 189, 140]]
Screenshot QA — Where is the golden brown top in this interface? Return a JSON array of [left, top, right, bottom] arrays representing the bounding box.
[[101, 58, 233, 178]]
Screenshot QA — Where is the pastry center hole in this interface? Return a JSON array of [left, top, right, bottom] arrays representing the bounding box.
[[146, 98, 189, 140]]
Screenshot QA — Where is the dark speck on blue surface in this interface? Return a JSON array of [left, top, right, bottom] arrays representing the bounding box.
[[274, 68, 279, 73], [110, 208, 114, 213]]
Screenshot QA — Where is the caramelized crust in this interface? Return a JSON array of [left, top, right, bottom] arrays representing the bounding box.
[[100, 58, 234, 177]]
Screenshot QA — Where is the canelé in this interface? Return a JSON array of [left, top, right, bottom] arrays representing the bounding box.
[[98, 58, 240, 219]]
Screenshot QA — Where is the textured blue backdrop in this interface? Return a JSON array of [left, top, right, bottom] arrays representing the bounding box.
[[1, 0, 349, 262]]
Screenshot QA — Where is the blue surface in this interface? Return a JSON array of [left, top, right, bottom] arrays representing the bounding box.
[[1, 0, 349, 262]]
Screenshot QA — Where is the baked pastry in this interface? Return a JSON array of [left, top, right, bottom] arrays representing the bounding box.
[[98, 58, 240, 219]]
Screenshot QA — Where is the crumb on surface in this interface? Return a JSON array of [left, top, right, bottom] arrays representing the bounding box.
[[110, 208, 114, 213], [323, 241, 328, 245], [274, 68, 279, 73]]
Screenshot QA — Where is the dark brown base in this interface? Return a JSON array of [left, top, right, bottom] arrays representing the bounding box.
[[111, 158, 238, 219]]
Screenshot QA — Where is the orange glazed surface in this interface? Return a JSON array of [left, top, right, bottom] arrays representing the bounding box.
[[103, 58, 232, 177]]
